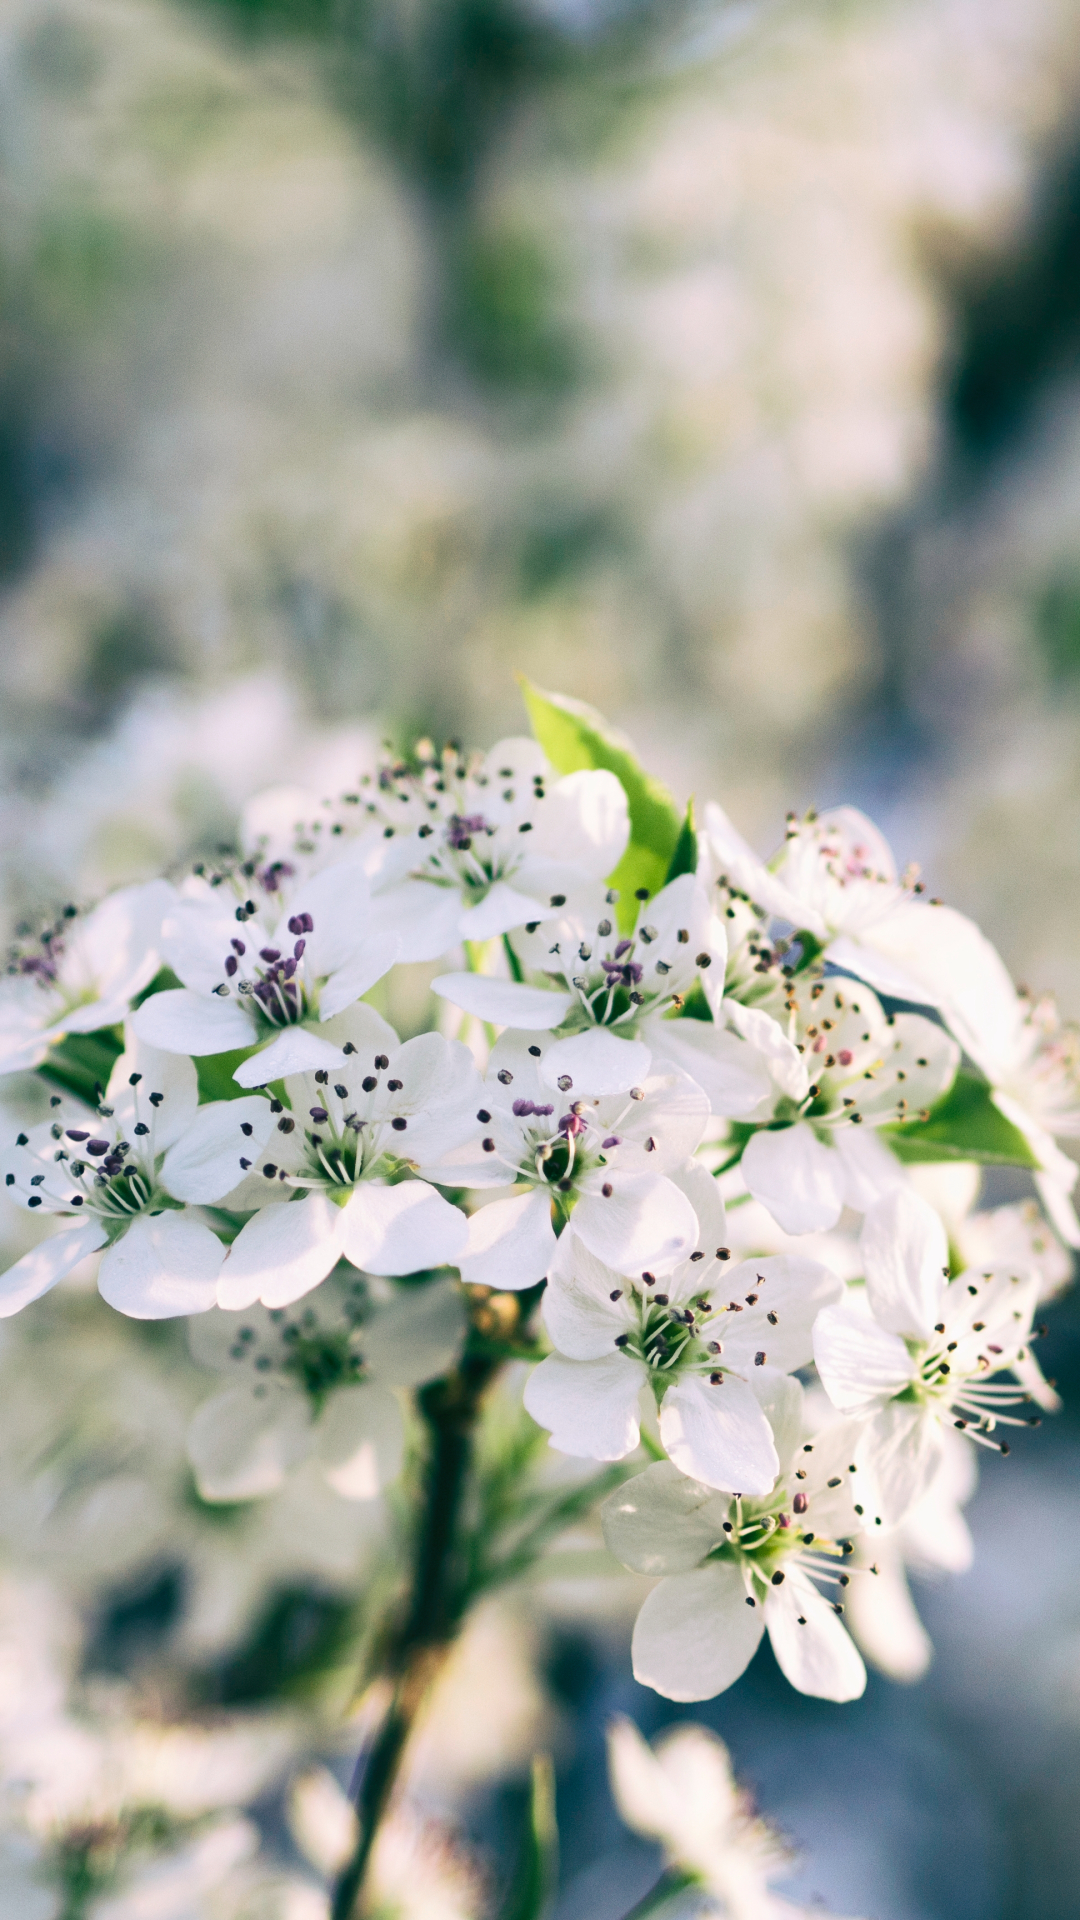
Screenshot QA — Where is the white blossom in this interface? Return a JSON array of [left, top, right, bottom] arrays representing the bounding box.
[[737, 976, 958, 1233], [215, 1006, 474, 1311], [424, 1029, 710, 1288], [0, 1033, 263, 1319], [187, 1271, 465, 1501], [132, 859, 399, 1087], [0, 883, 173, 1077], [524, 1160, 841, 1492], [607, 1715, 865, 1920], [602, 1374, 868, 1703], [812, 1187, 1054, 1526]]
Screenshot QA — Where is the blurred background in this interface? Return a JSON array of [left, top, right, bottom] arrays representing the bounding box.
[[2, 0, 1080, 1915]]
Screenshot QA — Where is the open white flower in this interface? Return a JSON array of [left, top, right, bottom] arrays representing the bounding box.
[[812, 1188, 1054, 1527], [909, 1162, 1073, 1304], [607, 1716, 863, 1920], [602, 1373, 868, 1703], [524, 1160, 841, 1492], [738, 976, 958, 1234], [360, 735, 632, 959], [133, 858, 399, 1087], [215, 1006, 474, 1311], [433, 872, 747, 1107], [0, 1032, 266, 1320], [0, 881, 173, 1077], [424, 1029, 710, 1289], [187, 1270, 465, 1501]]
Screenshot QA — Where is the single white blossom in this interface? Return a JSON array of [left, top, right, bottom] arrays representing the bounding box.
[[0, 882, 173, 1077], [0, 1033, 265, 1319], [215, 1006, 474, 1311], [812, 1187, 1055, 1526], [602, 1374, 868, 1703], [424, 1029, 710, 1288], [133, 859, 399, 1087], [524, 1159, 841, 1492], [607, 1715, 864, 1920], [737, 976, 958, 1234], [187, 1270, 465, 1501]]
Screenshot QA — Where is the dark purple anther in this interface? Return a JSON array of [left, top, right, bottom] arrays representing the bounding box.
[[309, 1107, 329, 1123], [793, 1491, 809, 1514], [86, 1140, 111, 1157], [65, 1130, 89, 1142], [613, 939, 632, 959], [602, 1135, 621, 1149], [445, 812, 488, 850], [260, 948, 281, 963], [293, 939, 306, 959], [282, 958, 296, 979], [288, 912, 314, 935], [231, 938, 246, 956], [559, 1112, 586, 1138], [225, 955, 238, 976]]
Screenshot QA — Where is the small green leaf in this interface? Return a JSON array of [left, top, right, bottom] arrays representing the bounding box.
[[194, 1049, 262, 1104], [664, 798, 698, 884], [498, 1753, 559, 1920], [882, 1069, 1039, 1168], [520, 679, 683, 930], [39, 1027, 124, 1106]]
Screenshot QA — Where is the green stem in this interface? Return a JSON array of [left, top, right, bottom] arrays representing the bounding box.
[[330, 1345, 504, 1920], [617, 1867, 701, 1920]]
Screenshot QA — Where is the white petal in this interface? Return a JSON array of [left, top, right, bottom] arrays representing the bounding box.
[[703, 800, 826, 934], [338, 1182, 468, 1276], [665, 1157, 727, 1250], [724, 1001, 810, 1103], [529, 767, 630, 877], [834, 1125, 906, 1213], [133, 988, 255, 1056], [749, 1368, 805, 1478], [573, 1171, 698, 1275], [107, 1034, 199, 1151], [316, 1384, 405, 1499], [659, 1373, 779, 1495], [218, 1195, 343, 1310], [860, 1187, 948, 1340], [542, 1238, 632, 1359], [97, 1213, 224, 1319], [360, 1276, 466, 1387], [373, 881, 465, 964], [457, 1188, 556, 1289], [432, 973, 574, 1029], [600, 1460, 730, 1574], [740, 1124, 847, 1234], [632, 1563, 763, 1702], [458, 881, 551, 943], [161, 898, 240, 995], [523, 1351, 646, 1459], [812, 1302, 914, 1416], [714, 1254, 842, 1374], [319, 935, 402, 1021], [187, 1381, 313, 1500], [859, 1402, 944, 1528], [539, 1028, 652, 1096], [845, 1547, 932, 1682], [233, 1028, 347, 1087], [645, 1017, 772, 1119], [162, 1097, 276, 1203], [0, 1219, 108, 1318], [765, 1568, 866, 1701]]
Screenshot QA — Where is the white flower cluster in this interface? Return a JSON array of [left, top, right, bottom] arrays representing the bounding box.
[[0, 690, 1074, 1714]]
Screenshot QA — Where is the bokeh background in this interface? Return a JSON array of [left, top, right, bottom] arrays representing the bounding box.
[[2, 1, 1080, 1915]]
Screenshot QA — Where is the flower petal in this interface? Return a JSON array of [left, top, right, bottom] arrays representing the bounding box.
[[860, 1187, 948, 1340], [632, 1562, 764, 1702], [316, 1384, 405, 1499], [573, 1171, 698, 1276], [107, 1033, 200, 1151], [162, 1097, 276, 1204], [97, 1213, 224, 1319], [741, 1124, 847, 1235], [187, 1381, 314, 1500], [812, 1301, 914, 1416], [764, 1567, 866, 1701], [133, 988, 254, 1056], [432, 974, 574, 1029], [458, 881, 552, 943], [232, 1028, 348, 1088], [373, 881, 464, 964], [218, 1195, 343, 1310], [338, 1182, 468, 1276], [0, 1219, 109, 1318], [646, 1017, 774, 1119], [528, 767, 630, 877], [724, 1001, 810, 1103], [600, 1461, 729, 1575], [457, 1188, 556, 1289], [539, 1028, 652, 1097], [360, 1276, 466, 1387], [542, 1236, 633, 1359], [659, 1373, 779, 1496], [318, 934, 402, 1021], [859, 1401, 944, 1529], [523, 1351, 647, 1459]]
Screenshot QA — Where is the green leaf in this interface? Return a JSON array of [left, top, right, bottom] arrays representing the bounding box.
[[882, 1069, 1039, 1168], [38, 1028, 124, 1106], [664, 798, 698, 884], [520, 679, 683, 930], [498, 1754, 559, 1920], [194, 1049, 262, 1104]]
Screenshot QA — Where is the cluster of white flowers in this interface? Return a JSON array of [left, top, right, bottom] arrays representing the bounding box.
[[0, 685, 1073, 1734]]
